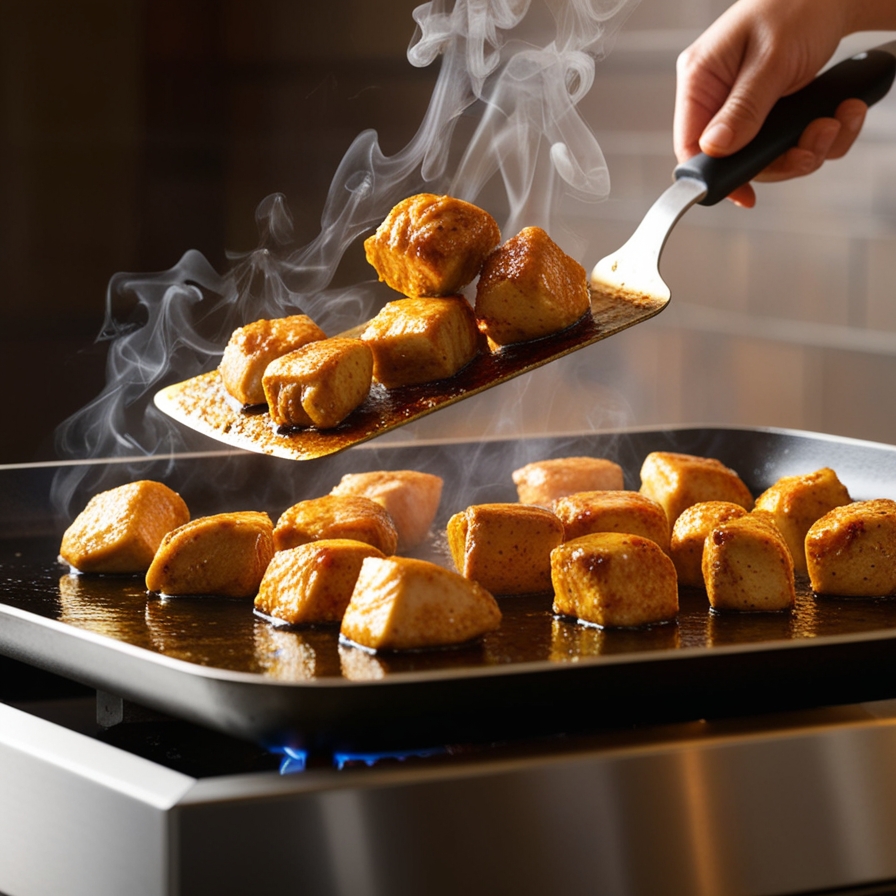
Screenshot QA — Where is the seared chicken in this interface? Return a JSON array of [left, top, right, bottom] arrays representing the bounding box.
[[330, 469, 443, 551], [273, 494, 398, 555], [754, 467, 851, 575], [364, 193, 500, 297], [670, 501, 749, 587], [60, 480, 189, 575], [340, 555, 501, 650], [219, 314, 325, 406], [702, 514, 795, 612], [551, 532, 679, 628], [447, 502, 564, 595], [262, 337, 373, 429], [255, 538, 385, 625], [145, 511, 274, 598], [639, 451, 754, 527], [552, 490, 670, 553], [512, 456, 624, 506], [474, 226, 590, 347], [806, 499, 896, 596], [361, 296, 480, 388]]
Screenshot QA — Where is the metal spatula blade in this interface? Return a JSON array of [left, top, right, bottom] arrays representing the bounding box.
[[590, 176, 707, 302]]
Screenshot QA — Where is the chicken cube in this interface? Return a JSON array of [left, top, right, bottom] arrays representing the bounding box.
[[360, 296, 480, 388], [364, 193, 500, 297], [551, 533, 679, 628], [340, 556, 502, 650], [702, 515, 795, 612], [670, 501, 749, 587], [639, 451, 754, 527], [254, 539, 385, 625], [59, 480, 190, 575], [262, 337, 373, 429], [145, 511, 274, 598], [273, 494, 398, 555], [474, 226, 590, 347], [329, 470, 443, 551], [806, 499, 896, 596], [512, 456, 624, 506], [446, 502, 564, 595], [753, 467, 852, 575], [552, 490, 670, 553], [219, 314, 326, 406]]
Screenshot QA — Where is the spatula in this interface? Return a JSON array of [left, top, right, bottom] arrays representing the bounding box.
[[155, 42, 896, 461], [592, 40, 896, 302]]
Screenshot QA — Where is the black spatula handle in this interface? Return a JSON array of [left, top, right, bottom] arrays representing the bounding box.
[[674, 47, 896, 206]]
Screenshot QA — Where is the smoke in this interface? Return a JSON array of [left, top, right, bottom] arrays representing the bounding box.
[[52, 0, 639, 516]]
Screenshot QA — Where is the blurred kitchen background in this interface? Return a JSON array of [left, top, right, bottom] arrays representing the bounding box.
[[2, 0, 896, 465]]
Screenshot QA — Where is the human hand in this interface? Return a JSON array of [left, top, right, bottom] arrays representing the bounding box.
[[673, 0, 868, 206]]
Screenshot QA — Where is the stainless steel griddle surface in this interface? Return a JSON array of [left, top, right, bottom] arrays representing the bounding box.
[[4, 426, 896, 750]]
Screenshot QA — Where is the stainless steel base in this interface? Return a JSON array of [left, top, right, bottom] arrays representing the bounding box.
[[5, 697, 896, 896]]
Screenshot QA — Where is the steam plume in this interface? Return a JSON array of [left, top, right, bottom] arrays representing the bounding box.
[[52, 0, 639, 515]]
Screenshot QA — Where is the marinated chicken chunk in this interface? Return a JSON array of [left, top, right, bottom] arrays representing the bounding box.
[[806, 499, 896, 596], [639, 451, 754, 527], [552, 490, 670, 553], [145, 511, 274, 598], [255, 539, 385, 625], [59, 480, 190, 575], [474, 226, 590, 347], [669, 501, 749, 587], [364, 193, 500, 297], [551, 533, 679, 628], [219, 314, 326, 406], [340, 556, 501, 650], [447, 502, 564, 595], [273, 494, 398, 555], [512, 456, 624, 506], [330, 470, 443, 551], [753, 467, 851, 575], [262, 337, 373, 429], [360, 296, 480, 388], [702, 514, 795, 612]]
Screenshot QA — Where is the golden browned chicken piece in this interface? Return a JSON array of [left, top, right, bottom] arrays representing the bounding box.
[[254, 539, 385, 625], [474, 226, 590, 347], [329, 470, 443, 551], [219, 314, 326, 406], [340, 556, 501, 650], [262, 337, 373, 429], [552, 490, 670, 553], [702, 514, 795, 612], [669, 501, 749, 587], [447, 502, 564, 595], [551, 533, 679, 628], [753, 467, 852, 575], [59, 480, 190, 575], [145, 511, 274, 598], [512, 456, 624, 506], [806, 499, 896, 596], [273, 494, 398, 555], [360, 296, 480, 388], [639, 451, 754, 528], [364, 193, 500, 297]]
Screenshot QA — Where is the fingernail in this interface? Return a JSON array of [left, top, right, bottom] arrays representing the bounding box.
[[843, 110, 864, 134], [701, 122, 735, 153]]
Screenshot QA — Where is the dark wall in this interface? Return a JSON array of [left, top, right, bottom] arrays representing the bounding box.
[[0, 0, 432, 462]]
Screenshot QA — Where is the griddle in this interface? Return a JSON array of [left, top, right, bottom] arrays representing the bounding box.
[[4, 425, 896, 751]]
